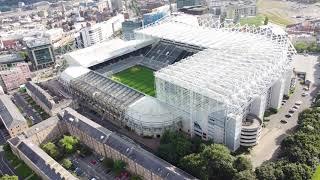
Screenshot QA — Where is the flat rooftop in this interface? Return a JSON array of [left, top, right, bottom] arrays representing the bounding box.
[[0, 54, 24, 64]]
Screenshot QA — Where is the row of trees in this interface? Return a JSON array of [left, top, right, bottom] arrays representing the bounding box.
[[255, 107, 320, 180], [294, 42, 320, 53], [157, 131, 253, 180], [159, 117, 320, 180]]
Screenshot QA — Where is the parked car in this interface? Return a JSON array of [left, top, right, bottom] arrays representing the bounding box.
[[295, 101, 303, 105], [280, 119, 288, 124], [293, 105, 299, 109], [90, 160, 97, 165], [303, 87, 309, 91], [285, 114, 292, 118], [288, 109, 295, 113], [302, 92, 309, 97]]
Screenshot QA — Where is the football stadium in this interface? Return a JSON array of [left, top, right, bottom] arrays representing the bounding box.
[[60, 13, 296, 151]]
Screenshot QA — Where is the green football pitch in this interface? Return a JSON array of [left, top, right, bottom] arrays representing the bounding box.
[[111, 65, 155, 96]]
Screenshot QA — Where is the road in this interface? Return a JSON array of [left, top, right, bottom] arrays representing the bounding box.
[[12, 93, 43, 125], [0, 127, 16, 177], [70, 154, 115, 180], [250, 83, 317, 167]]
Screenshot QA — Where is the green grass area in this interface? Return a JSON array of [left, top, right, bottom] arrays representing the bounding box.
[[3, 144, 39, 179], [112, 65, 155, 96], [240, 15, 265, 26], [313, 166, 320, 180]]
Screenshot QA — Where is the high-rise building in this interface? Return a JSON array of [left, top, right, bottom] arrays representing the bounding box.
[[122, 19, 143, 40], [76, 14, 124, 48], [26, 38, 55, 70]]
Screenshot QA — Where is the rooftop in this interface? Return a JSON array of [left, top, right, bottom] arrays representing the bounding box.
[[0, 54, 24, 64], [17, 140, 76, 180], [64, 38, 155, 68], [25, 81, 55, 109], [26, 38, 51, 48], [0, 95, 26, 129], [136, 15, 296, 113], [126, 96, 182, 127], [61, 108, 195, 180]]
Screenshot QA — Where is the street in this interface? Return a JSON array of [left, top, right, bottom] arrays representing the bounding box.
[[250, 82, 318, 167]]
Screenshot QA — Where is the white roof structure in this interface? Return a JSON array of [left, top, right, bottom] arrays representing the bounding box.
[[59, 66, 90, 83], [64, 38, 155, 67], [136, 15, 296, 113], [126, 96, 181, 127]]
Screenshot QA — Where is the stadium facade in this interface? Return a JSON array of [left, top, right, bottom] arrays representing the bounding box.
[[60, 14, 296, 151]]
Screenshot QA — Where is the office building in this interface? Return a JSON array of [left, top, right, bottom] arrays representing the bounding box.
[[26, 39, 55, 70]]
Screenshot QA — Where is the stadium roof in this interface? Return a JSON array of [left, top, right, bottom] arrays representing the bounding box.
[[137, 15, 296, 113], [59, 66, 90, 83], [126, 96, 182, 127], [64, 38, 155, 68]]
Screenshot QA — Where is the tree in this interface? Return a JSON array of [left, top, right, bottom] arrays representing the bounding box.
[[59, 135, 79, 153], [0, 175, 18, 180], [233, 170, 256, 180], [179, 153, 203, 178], [281, 163, 313, 180], [202, 144, 236, 180], [42, 142, 59, 159], [61, 158, 72, 169], [180, 144, 237, 180], [130, 174, 142, 180], [233, 155, 253, 172], [158, 131, 192, 164], [264, 16, 269, 25], [103, 157, 114, 169], [294, 42, 308, 53], [113, 160, 126, 175], [255, 162, 282, 180]]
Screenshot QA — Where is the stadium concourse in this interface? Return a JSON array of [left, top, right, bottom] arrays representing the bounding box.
[[60, 13, 296, 151]]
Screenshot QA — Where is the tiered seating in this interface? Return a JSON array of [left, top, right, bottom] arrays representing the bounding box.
[[70, 71, 144, 115], [96, 56, 144, 77], [145, 42, 193, 65]]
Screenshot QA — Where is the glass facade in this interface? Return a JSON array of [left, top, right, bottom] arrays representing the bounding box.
[[33, 47, 53, 65]]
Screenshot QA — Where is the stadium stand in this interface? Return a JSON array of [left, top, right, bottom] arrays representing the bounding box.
[[69, 71, 144, 123], [145, 41, 195, 65]]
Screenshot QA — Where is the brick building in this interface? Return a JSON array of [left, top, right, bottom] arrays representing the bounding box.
[[0, 95, 28, 138], [8, 108, 196, 180], [0, 63, 31, 92]]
